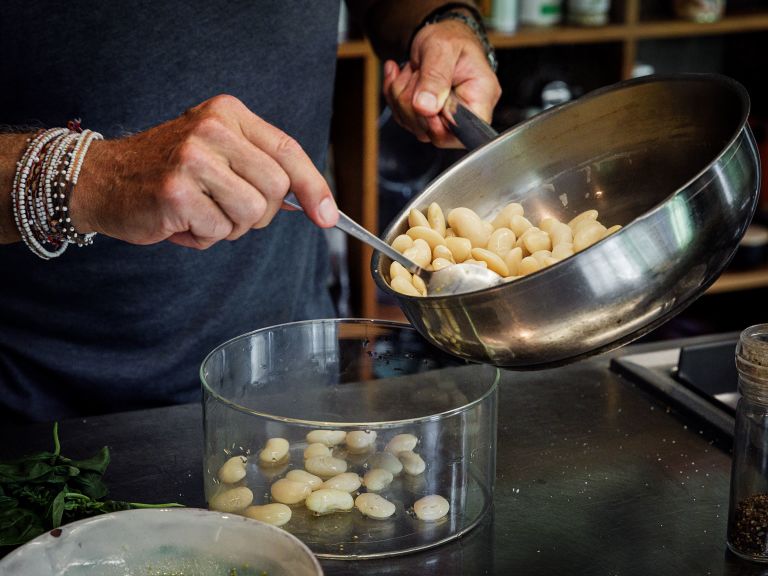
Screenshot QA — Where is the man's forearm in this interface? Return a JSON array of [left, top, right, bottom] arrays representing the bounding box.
[[0, 134, 32, 243]]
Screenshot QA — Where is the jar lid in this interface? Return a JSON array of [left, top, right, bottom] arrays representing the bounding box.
[[736, 324, 768, 401]]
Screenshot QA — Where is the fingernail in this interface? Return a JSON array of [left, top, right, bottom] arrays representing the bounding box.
[[318, 196, 338, 226], [384, 61, 395, 77], [416, 91, 438, 113]]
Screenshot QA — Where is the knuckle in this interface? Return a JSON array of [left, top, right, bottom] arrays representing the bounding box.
[[157, 176, 188, 211], [206, 93, 243, 112], [274, 134, 302, 158], [265, 170, 291, 199], [174, 141, 207, 172], [193, 115, 228, 140], [247, 194, 268, 223]]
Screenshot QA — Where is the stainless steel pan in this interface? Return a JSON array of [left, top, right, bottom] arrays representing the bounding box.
[[372, 74, 761, 368]]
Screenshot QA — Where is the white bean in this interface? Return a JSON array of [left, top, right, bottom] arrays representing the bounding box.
[[305, 489, 354, 515], [605, 224, 622, 235], [491, 203, 524, 229], [408, 208, 430, 228], [391, 275, 420, 296], [391, 234, 414, 254], [509, 214, 533, 238], [432, 244, 454, 263], [463, 259, 487, 268], [346, 430, 377, 453], [470, 248, 510, 277], [271, 478, 312, 505], [549, 222, 573, 247], [403, 238, 431, 268], [445, 227, 456, 238], [259, 438, 290, 466], [209, 486, 253, 514], [244, 503, 292, 527], [538, 217, 560, 235], [306, 429, 347, 447], [389, 261, 412, 282], [414, 494, 450, 521], [362, 468, 394, 492], [303, 442, 331, 459], [355, 493, 396, 519], [412, 274, 427, 297], [286, 469, 323, 491], [445, 236, 472, 263], [427, 202, 447, 236], [369, 452, 403, 475], [568, 209, 598, 229], [384, 433, 418, 454], [487, 227, 516, 256], [407, 226, 446, 250], [522, 229, 551, 254], [321, 472, 362, 493], [552, 243, 574, 260], [305, 455, 348, 478], [519, 256, 543, 276], [217, 455, 247, 484], [431, 257, 453, 271], [573, 221, 607, 252], [503, 246, 523, 276], [447, 207, 490, 248], [398, 450, 426, 475]]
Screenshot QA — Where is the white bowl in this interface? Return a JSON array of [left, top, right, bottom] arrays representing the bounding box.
[[0, 508, 323, 576]]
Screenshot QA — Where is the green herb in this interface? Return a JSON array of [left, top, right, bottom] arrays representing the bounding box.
[[0, 422, 183, 547]]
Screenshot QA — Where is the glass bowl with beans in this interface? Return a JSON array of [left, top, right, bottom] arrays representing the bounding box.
[[201, 319, 499, 559]]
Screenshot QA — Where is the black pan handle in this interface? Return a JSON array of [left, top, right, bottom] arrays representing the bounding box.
[[442, 94, 499, 151]]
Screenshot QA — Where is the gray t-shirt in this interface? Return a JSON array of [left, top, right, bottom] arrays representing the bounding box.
[[0, 0, 340, 421]]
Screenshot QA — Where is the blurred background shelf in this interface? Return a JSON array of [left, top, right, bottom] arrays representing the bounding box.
[[332, 0, 768, 333]]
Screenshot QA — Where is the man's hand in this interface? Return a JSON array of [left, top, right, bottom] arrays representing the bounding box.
[[382, 16, 501, 148], [71, 94, 339, 249]]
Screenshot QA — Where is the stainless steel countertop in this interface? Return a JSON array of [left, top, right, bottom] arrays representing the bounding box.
[[0, 335, 759, 575]]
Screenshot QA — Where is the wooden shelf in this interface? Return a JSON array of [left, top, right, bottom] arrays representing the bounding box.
[[636, 13, 768, 39], [337, 39, 373, 59], [708, 265, 768, 294], [488, 12, 768, 49]]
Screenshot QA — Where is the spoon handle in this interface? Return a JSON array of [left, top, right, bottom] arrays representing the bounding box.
[[442, 94, 498, 151], [283, 195, 425, 275]]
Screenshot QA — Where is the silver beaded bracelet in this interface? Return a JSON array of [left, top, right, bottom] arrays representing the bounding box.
[[11, 124, 102, 259]]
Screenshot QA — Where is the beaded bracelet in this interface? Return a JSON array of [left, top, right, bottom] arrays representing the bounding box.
[[11, 123, 103, 259]]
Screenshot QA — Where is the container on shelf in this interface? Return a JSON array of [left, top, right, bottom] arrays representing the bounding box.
[[727, 324, 768, 562], [520, 0, 563, 26], [201, 319, 499, 559], [567, 0, 611, 25], [491, 0, 520, 32], [673, 0, 725, 23]]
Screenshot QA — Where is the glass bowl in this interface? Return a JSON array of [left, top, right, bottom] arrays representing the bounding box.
[[201, 319, 499, 560]]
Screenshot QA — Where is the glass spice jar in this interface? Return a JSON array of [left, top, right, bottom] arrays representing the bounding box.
[[674, 0, 725, 23], [727, 324, 768, 562]]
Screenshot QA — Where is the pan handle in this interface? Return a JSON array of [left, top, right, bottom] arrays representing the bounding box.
[[442, 93, 499, 151]]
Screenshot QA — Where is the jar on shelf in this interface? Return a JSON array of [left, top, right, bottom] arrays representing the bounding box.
[[567, 0, 611, 26], [491, 0, 520, 32], [674, 0, 725, 23], [520, 0, 563, 26], [727, 324, 768, 562]]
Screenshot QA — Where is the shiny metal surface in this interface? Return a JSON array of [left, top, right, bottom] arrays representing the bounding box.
[[373, 74, 761, 368]]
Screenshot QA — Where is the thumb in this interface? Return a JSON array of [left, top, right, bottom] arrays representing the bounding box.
[[412, 43, 460, 117]]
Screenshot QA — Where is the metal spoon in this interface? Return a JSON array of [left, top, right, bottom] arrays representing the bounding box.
[[283, 196, 503, 296]]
